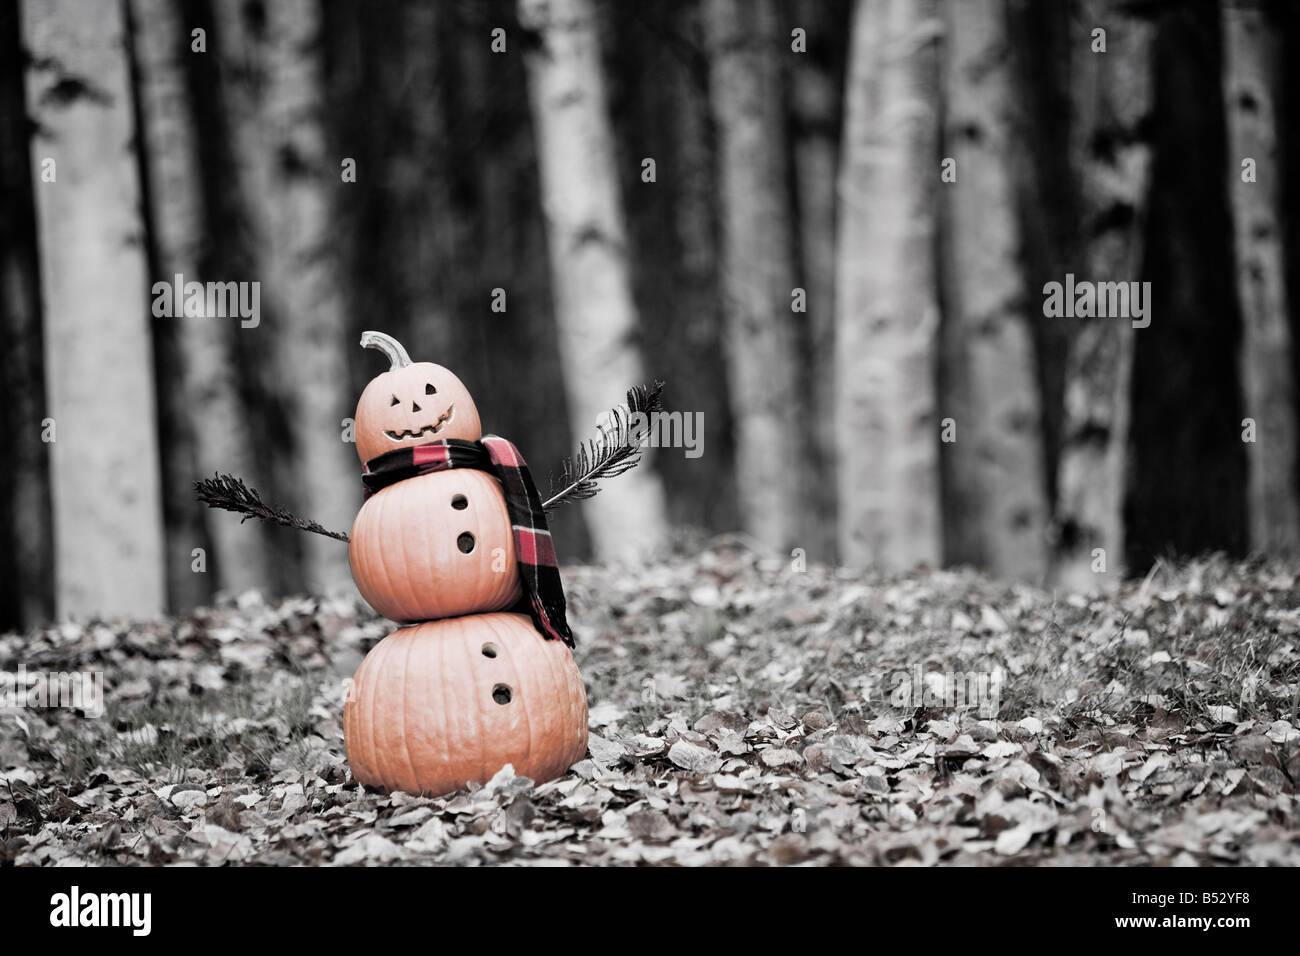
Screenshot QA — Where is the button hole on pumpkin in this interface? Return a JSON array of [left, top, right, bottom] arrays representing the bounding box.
[[492, 684, 512, 705], [457, 532, 475, 553], [481, 643, 498, 659], [451, 494, 468, 510]]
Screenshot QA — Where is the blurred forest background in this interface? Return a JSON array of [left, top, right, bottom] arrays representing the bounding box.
[[2, 0, 1299, 629]]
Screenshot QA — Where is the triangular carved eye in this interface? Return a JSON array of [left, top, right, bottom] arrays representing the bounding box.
[[425, 383, 436, 395], [390, 395, 399, 406]]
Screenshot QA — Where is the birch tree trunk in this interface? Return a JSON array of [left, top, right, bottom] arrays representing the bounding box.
[[1222, 0, 1300, 553], [22, 0, 166, 618], [519, 0, 669, 561], [0, 0, 54, 628], [939, 0, 1049, 579], [705, 0, 809, 555], [834, 0, 942, 569], [214, 0, 355, 592], [132, 0, 271, 598], [1050, 0, 1155, 592]]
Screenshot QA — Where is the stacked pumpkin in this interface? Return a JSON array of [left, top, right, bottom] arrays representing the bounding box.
[[343, 332, 588, 796]]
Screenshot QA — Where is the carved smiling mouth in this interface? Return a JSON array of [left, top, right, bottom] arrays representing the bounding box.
[[385, 404, 455, 441]]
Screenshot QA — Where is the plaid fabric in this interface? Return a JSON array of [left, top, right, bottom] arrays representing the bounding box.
[[362, 437, 574, 647]]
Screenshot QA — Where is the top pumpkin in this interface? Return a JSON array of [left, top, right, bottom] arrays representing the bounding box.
[[354, 331, 482, 464]]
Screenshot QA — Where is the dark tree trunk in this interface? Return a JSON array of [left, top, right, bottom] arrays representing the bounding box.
[[789, 0, 851, 562], [1128, 0, 1249, 571], [0, 1, 54, 629], [605, 0, 739, 536], [128, 0, 217, 611], [1008, 0, 1074, 515]]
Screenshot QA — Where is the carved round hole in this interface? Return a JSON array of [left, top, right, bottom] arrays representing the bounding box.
[[481, 643, 498, 659], [492, 684, 512, 705], [451, 494, 468, 510], [457, 532, 475, 553]]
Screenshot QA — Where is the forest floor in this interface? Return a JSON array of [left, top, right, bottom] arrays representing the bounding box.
[[2, 540, 1298, 866]]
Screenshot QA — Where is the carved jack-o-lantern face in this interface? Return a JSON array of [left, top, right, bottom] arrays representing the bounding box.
[[354, 331, 482, 464]]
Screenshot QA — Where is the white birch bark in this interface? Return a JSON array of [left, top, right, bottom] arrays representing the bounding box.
[[1051, 0, 1155, 592], [940, 0, 1049, 579], [1222, 0, 1300, 554], [834, 0, 943, 569], [22, 0, 166, 617], [519, 0, 670, 561], [705, 0, 808, 554]]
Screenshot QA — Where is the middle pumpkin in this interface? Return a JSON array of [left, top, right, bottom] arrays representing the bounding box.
[[349, 468, 523, 623]]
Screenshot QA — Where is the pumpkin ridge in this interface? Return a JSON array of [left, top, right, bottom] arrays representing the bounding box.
[[399, 628, 420, 793], [408, 478, 434, 621], [455, 622, 471, 793], [531, 626, 564, 774], [454, 616, 480, 796], [487, 482, 517, 608], [511, 616, 538, 777], [403, 481, 430, 620], [430, 621, 449, 794], [366, 630, 393, 792], [474, 614, 500, 786], [401, 485, 423, 621], [381, 630, 408, 793], [410, 625, 437, 796], [550, 641, 580, 770], [368, 491, 400, 621]]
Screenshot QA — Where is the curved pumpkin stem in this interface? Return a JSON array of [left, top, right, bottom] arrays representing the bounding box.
[[360, 330, 413, 370]]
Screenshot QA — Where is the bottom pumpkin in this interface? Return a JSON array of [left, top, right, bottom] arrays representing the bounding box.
[[344, 612, 589, 797]]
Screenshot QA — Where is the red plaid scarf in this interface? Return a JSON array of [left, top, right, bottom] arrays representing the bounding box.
[[361, 437, 574, 647]]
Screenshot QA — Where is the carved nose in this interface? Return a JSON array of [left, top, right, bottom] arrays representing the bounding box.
[[412, 401, 422, 412]]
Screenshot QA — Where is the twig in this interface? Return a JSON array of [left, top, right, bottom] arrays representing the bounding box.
[[194, 474, 350, 542]]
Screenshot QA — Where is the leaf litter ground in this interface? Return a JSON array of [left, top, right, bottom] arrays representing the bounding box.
[[2, 542, 1298, 865]]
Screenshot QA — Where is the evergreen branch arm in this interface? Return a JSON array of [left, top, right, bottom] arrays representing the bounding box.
[[194, 473, 350, 542], [544, 381, 665, 513]]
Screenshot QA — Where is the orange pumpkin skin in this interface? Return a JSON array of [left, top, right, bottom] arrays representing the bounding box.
[[344, 613, 589, 796], [349, 470, 522, 623], [354, 360, 482, 465]]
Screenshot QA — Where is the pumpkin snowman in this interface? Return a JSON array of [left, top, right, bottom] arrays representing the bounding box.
[[342, 331, 587, 797]]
